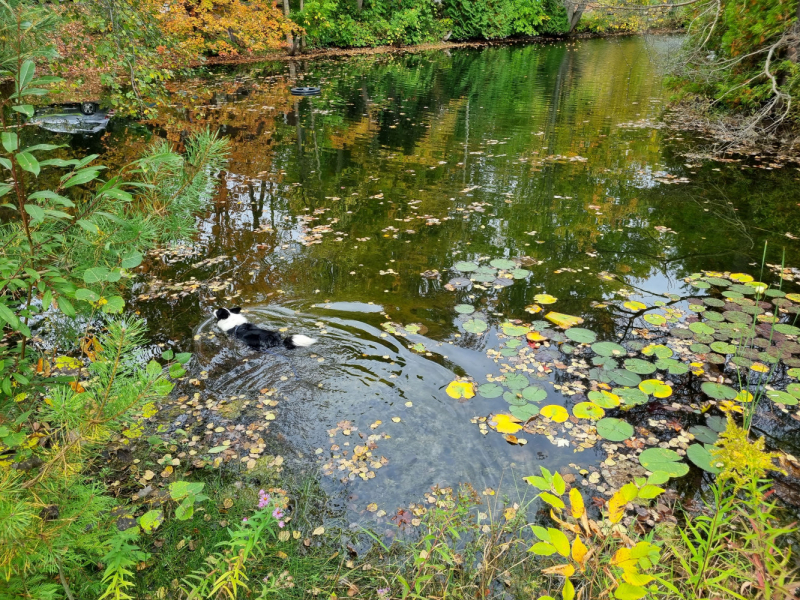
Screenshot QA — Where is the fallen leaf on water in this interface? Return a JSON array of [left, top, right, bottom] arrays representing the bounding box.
[[446, 380, 476, 399], [312, 526, 324, 536], [545, 312, 584, 328], [490, 413, 523, 434]]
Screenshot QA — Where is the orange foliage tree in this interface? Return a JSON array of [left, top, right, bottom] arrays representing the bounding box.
[[152, 0, 296, 56]]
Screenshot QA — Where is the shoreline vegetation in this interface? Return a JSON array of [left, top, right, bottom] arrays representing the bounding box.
[[2, 0, 800, 599]]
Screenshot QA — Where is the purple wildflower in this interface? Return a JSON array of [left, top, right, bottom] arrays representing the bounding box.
[[242, 517, 248, 523], [272, 507, 284, 520], [377, 588, 390, 599], [278, 520, 285, 528]]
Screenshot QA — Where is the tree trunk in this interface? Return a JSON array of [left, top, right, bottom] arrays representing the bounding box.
[[300, 0, 306, 50], [564, 0, 586, 34], [357, 0, 363, 11], [283, 0, 295, 55]]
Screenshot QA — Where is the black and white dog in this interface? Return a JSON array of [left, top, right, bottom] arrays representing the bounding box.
[[214, 307, 317, 350]]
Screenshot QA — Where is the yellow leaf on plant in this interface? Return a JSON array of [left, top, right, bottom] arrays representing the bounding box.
[[607, 490, 627, 523], [491, 413, 523, 434], [540, 405, 568, 423], [572, 535, 588, 567], [550, 509, 581, 534], [735, 390, 754, 402], [622, 569, 654, 586], [569, 488, 585, 519], [611, 547, 637, 570], [544, 312, 584, 328], [446, 380, 475, 399], [541, 563, 575, 577]]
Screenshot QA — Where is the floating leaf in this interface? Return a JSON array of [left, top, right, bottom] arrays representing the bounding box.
[[511, 268, 530, 279], [730, 273, 754, 283], [643, 314, 666, 326], [655, 358, 689, 375], [478, 383, 503, 398], [596, 418, 634, 441], [565, 327, 596, 344], [639, 379, 672, 398], [700, 382, 737, 400], [540, 405, 569, 423], [639, 447, 688, 478], [573, 402, 604, 419], [527, 331, 546, 342], [502, 323, 529, 336], [707, 415, 727, 432], [505, 373, 530, 390], [688, 425, 718, 444], [588, 390, 620, 408], [710, 341, 736, 354], [614, 387, 648, 406], [534, 293, 557, 305], [510, 404, 540, 420], [522, 386, 547, 402], [454, 261, 478, 272], [525, 304, 542, 314], [624, 358, 657, 375], [765, 390, 798, 405], [455, 304, 475, 314], [490, 258, 516, 270], [689, 322, 714, 335], [774, 323, 800, 335], [463, 319, 487, 334], [687, 444, 721, 473], [610, 369, 642, 387], [591, 341, 626, 357], [544, 312, 584, 328], [446, 380, 475, 399], [624, 301, 647, 311], [490, 414, 523, 434]]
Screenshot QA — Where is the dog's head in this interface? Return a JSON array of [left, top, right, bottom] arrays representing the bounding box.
[[214, 307, 241, 321]]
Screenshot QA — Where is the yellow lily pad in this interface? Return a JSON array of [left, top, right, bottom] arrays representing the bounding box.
[[490, 413, 523, 434], [445, 380, 475, 399], [544, 312, 584, 328], [540, 405, 569, 423], [534, 293, 557, 305]]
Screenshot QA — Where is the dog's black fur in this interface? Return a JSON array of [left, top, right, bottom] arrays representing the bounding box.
[[214, 307, 316, 351]]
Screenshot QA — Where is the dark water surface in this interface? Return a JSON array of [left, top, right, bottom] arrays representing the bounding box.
[[37, 36, 800, 520]]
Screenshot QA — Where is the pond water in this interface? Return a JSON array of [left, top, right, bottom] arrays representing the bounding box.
[[36, 36, 800, 525]]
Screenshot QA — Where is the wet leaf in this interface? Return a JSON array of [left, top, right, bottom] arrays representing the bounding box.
[[614, 387, 648, 406], [502, 323, 529, 336], [534, 293, 557, 305], [588, 390, 620, 408], [573, 402, 604, 420], [454, 261, 478, 272], [596, 418, 634, 441], [522, 386, 547, 402], [643, 313, 667, 326], [639, 447, 688, 478], [446, 380, 475, 399], [564, 327, 597, 344], [491, 414, 523, 434], [505, 373, 530, 390], [686, 444, 721, 473], [700, 382, 737, 400], [642, 344, 672, 359], [540, 405, 569, 423], [765, 390, 798, 405], [639, 379, 672, 398], [688, 425, 718, 444], [591, 341, 626, 356], [624, 358, 657, 375], [478, 383, 503, 398], [545, 312, 584, 328], [510, 404, 540, 420], [624, 301, 647, 311], [490, 258, 516, 270], [463, 318, 488, 334], [455, 304, 475, 314]]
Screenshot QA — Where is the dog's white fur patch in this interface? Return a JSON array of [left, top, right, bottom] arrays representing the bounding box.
[[291, 334, 317, 347], [217, 313, 248, 332]]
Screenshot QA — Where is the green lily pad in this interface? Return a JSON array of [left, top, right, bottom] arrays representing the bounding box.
[[788, 367, 800, 378], [511, 268, 531, 279], [671, 328, 694, 339], [455, 304, 475, 314], [510, 403, 540, 421], [478, 383, 503, 398], [561, 343, 575, 355], [591, 341, 626, 357], [655, 358, 689, 375], [504, 391, 528, 406], [687, 444, 722, 473], [644, 314, 667, 326], [722, 291, 744, 299], [688, 304, 707, 313], [472, 273, 495, 283], [592, 355, 618, 370], [700, 382, 738, 400], [765, 390, 798, 405], [710, 342, 736, 354], [522, 386, 548, 402], [703, 277, 730, 287], [610, 369, 642, 387], [707, 415, 727, 432], [588, 390, 621, 408], [703, 297, 726, 307], [454, 261, 479, 272], [624, 358, 657, 375], [690, 343, 710, 354], [639, 447, 689, 478], [500, 348, 517, 357], [596, 418, 634, 441], [643, 344, 673, 359], [502, 323, 529, 336], [505, 373, 530, 390], [703, 311, 725, 322], [688, 425, 718, 444], [689, 322, 715, 335], [490, 258, 516, 270], [614, 387, 648, 406], [690, 280, 711, 289], [463, 319, 488, 334], [787, 383, 800, 398], [774, 323, 800, 336], [723, 311, 751, 324], [565, 328, 597, 344], [573, 402, 605, 420], [506, 339, 522, 349]]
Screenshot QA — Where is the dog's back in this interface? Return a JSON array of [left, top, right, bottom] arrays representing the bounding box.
[[214, 307, 316, 351]]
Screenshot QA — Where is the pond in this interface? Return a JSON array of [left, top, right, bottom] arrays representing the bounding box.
[[36, 35, 800, 527]]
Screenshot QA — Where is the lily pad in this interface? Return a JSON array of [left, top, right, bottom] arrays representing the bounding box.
[[455, 304, 475, 314], [690, 280, 711, 289], [565, 328, 597, 344], [505, 373, 530, 390], [689, 322, 715, 335], [478, 383, 503, 398], [446, 380, 475, 399], [454, 261, 479, 272], [448, 277, 472, 289], [643, 344, 673, 359], [690, 343, 710, 354], [644, 314, 667, 326], [723, 310, 751, 324], [490, 258, 516, 270], [463, 319, 488, 334], [510, 404, 540, 421], [765, 390, 798, 405], [624, 358, 657, 375], [591, 341, 626, 357], [703, 297, 726, 307], [545, 312, 584, 328], [624, 300, 647, 311], [700, 382, 738, 400], [472, 273, 496, 283], [610, 369, 642, 387], [688, 425, 718, 444], [588, 390, 621, 408], [592, 355, 618, 370], [710, 341, 736, 354], [522, 386, 547, 402], [502, 323, 529, 336], [540, 405, 569, 423], [639, 379, 672, 398], [639, 447, 689, 478], [534, 293, 557, 305], [707, 415, 727, 432], [596, 418, 634, 442], [686, 444, 721, 474], [787, 383, 800, 398], [573, 402, 605, 420], [614, 387, 648, 406], [655, 358, 689, 375], [774, 323, 800, 336], [504, 392, 528, 406], [511, 268, 531, 279]]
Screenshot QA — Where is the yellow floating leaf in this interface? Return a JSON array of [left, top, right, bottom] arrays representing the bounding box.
[[491, 413, 523, 434], [572, 535, 588, 567], [607, 490, 627, 523], [544, 312, 584, 328], [527, 331, 547, 342], [541, 563, 575, 577], [735, 390, 754, 402], [505, 434, 520, 444], [786, 293, 800, 303], [750, 362, 770, 374], [445, 380, 475, 399], [534, 293, 557, 305], [540, 405, 568, 423], [638, 379, 672, 399], [730, 273, 754, 283], [569, 488, 585, 519], [719, 400, 743, 414], [623, 300, 647, 311], [366, 503, 378, 512], [525, 304, 543, 314]]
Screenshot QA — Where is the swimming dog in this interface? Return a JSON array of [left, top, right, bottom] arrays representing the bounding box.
[[214, 307, 317, 350]]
